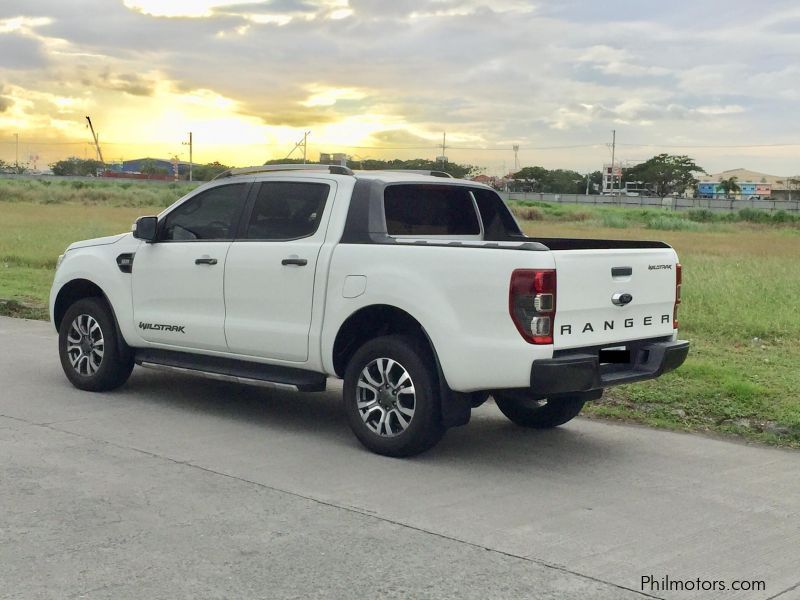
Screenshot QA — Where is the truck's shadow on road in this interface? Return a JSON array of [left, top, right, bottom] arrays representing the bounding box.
[[119, 369, 622, 472]]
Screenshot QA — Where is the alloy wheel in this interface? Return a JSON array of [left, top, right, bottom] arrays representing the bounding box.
[[356, 357, 416, 437], [66, 314, 105, 376]]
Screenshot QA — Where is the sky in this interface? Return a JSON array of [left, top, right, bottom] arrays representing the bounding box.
[[1, 0, 799, 175]]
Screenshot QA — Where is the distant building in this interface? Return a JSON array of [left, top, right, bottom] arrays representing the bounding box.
[[695, 168, 795, 199], [120, 157, 191, 177], [601, 163, 622, 194], [470, 174, 509, 190], [319, 153, 349, 166]]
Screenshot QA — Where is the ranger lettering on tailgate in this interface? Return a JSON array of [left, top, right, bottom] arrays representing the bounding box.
[[560, 314, 672, 336]]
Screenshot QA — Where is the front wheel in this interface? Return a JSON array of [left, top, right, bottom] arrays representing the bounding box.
[[343, 335, 444, 457], [58, 297, 134, 392], [493, 393, 586, 428]]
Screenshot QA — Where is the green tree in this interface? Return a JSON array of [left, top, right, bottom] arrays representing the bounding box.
[[782, 177, 800, 201], [264, 158, 315, 165], [622, 154, 705, 199], [717, 176, 741, 199], [0, 159, 25, 174], [511, 166, 590, 194], [586, 170, 603, 194], [139, 159, 169, 176], [510, 166, 548, 192], [192, 161, 231, 181], [50, 157, 104, 176], [359, 158, 478, 179], [262, 157, 478, 178]]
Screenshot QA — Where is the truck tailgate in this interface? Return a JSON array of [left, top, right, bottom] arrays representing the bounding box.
[[552, 248, 678, 350]]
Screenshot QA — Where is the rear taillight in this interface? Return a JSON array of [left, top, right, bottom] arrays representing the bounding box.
[[673, 263, 682, 329], [509, 269, 556, 344]]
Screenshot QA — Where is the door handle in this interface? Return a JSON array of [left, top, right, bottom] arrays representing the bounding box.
[[195, 257, 218, 265], [281, 257, 308, 266]]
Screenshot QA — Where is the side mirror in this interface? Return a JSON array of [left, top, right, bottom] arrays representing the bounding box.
[[133, 216, 158, 242]]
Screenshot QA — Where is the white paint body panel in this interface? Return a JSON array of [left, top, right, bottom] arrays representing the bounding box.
[[132, 241, 231, 352], [50, 171, 680, 395], [552, 248, 678, 350], [320, 243, 557, 391], [222, 178, 339, 362], [50, 233, 143, 346]]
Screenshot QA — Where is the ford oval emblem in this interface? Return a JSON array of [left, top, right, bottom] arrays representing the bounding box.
[[612, 292, 633, 306]]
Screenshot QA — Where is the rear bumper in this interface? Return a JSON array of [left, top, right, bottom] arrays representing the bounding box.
[[530, 339, 689, 397]]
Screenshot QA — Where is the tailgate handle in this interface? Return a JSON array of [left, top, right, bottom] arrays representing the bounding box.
[[612, 266, 632, 277]]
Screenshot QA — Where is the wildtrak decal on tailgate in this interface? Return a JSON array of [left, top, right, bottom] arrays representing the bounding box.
[[560, 314, 671, 335], [648, 264, 673, 270], [139, 322, 186, 333]]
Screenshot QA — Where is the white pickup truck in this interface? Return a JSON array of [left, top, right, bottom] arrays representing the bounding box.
[[50, 165, 688, 456]]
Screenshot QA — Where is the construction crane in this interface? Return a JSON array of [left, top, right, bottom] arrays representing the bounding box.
[[85, 116, 105, 164]]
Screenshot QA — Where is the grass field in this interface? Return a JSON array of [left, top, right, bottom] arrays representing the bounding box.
[[1, 178, 798, 447]]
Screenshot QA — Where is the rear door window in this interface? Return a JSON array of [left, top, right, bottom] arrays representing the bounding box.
[[383, 184, 481, 237], [243, 181, 330, 240]]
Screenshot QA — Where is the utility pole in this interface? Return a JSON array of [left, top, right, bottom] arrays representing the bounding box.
[[182, 132, 193, 181], [512, 144, 519, 172], [610, 129, 617, 195], [285, 131, 311, 162], [436, 131, 448, 166], [585, 173, 590, 195], [14, 133, 19, 173]]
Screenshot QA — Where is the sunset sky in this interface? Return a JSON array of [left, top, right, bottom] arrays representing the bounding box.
[[1, 0, 799, 175]]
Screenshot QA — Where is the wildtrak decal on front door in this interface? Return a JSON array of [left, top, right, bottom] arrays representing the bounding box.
[[139, 322, 186, 333]]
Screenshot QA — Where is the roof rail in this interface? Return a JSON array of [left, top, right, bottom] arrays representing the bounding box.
[[381, 169, 454, 178], [211, 163, 354, 180]]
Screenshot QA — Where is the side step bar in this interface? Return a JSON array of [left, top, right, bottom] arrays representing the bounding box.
[[134, 349, 327, 393]]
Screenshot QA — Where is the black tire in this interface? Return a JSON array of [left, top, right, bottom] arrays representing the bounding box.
[[343, 335, 444, 457], [493, 393, 585, 428], [58, 297, 134, 392]]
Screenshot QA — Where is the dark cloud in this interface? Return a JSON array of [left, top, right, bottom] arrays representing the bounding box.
[[368, 128, 435, 146], [213, 1, 319, 16], [347, 0, 421, 18], [100, 72, 155, 96], [0, 95, 11, 112], [0, 32, 48, 70], [2, 0, 799, 172], [242, 101, 341, 127]]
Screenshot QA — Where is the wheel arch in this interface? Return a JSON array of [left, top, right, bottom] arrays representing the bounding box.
[[331, 304, 472, 428], [331, 304, 432, 379], [53, 278, 107, 330], [54, 278, 132, 357]]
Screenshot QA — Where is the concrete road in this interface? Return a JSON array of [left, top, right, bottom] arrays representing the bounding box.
[[1, 317, 798, 600]]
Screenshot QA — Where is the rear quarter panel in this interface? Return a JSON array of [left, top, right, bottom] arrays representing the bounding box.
[[321, 243, 556, 391]]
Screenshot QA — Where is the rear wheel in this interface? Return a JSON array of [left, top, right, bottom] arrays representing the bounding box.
[[58, 297, 134, 392], [493, 393, 586, 428], [343, 335, 444, 457]]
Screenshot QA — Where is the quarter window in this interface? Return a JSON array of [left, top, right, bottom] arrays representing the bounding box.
[[384, 184, 481, 236], [161, 184, 247, 241], [244, 182, 330, 240]]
